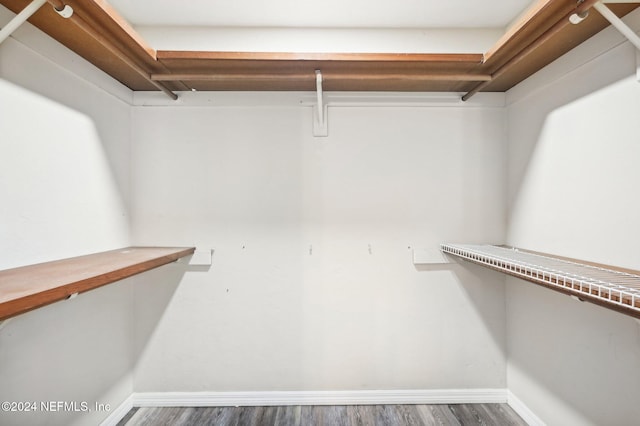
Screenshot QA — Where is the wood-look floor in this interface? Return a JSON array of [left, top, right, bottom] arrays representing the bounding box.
[[118, 404, 527, 426]]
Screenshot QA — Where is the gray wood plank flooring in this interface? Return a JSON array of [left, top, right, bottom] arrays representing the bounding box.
[[118, 404, 527, 426]]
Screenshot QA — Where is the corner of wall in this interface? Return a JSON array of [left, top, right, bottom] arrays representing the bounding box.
[[502, 7, 640, 425], [0, 6, 137, 425]]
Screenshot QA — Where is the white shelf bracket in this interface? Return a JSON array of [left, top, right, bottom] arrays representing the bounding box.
[[313, 70, 328, 137], [54, 4, 74, 19], [0, 0, 47, 45], [636, 47, 640, 81], [176, 248, 214, 266], [594, 1, 640, 52]]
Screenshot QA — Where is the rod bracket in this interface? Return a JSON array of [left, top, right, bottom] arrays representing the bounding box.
[[54, 4, 73, 19], [313, 70, 328, 137]]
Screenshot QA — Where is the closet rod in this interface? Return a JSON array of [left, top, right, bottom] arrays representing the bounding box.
[[0, 0, 47, 45], [151, 73, 493, 82], [462, 0, 600, 101], [45, 0, 178, 100]]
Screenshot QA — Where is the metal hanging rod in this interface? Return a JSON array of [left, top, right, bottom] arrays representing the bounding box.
[[150, 73, 492, 82]]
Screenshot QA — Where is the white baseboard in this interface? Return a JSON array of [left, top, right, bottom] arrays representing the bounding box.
[[99, 394, 134, 426], [507, 390, 546, 426], [133, 388, 507, 407]]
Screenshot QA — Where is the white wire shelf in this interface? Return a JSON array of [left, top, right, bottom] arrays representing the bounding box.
[[440, 243, 640, 319]]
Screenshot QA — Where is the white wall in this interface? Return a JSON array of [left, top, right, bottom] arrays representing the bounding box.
[[11, 3, 640, 423], [136, 27, 502, 54], [505, 9, 640, 425], [130, 96, 508, 392], [0, 8, 134, 425]]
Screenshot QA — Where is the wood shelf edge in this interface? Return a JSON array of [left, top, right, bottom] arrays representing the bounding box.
[[0, 246, 195, 321], [483, 0, 569, 64], [64, 0, 158, 62]]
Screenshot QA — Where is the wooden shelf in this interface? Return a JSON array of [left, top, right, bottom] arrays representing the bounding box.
[[0, 0, 637, 94], [441, 244, 640, 319], [0, 246, 195, 321]]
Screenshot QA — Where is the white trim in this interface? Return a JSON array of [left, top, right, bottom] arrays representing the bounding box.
[[99, 394, 134, 426], [507, 390, 546, 426], [132, 388, 507, 408]]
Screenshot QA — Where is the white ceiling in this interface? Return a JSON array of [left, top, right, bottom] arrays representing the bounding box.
[[108, 0, 534, 29]]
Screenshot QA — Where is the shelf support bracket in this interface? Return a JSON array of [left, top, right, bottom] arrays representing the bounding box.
[[637, 47, 640, 82], [313, 70, 328, 137], [594, 1, 640, 52], [0, 0, 47, 45]]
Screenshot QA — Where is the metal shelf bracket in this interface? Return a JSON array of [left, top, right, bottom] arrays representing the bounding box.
[[313, 70, 328, 137], [0, 0, 47, 45], [636, 46, 640, 81], [596, 1, 640, 52]]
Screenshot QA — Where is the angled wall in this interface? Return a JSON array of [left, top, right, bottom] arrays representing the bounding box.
[[505, 9, 640, 425], [0, 7, 134, 426]]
